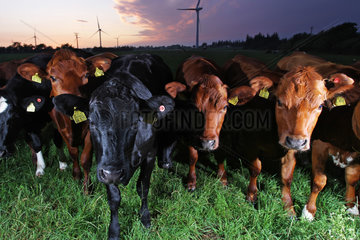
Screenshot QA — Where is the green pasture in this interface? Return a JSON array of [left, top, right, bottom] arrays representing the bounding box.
[[0, 49, 359, 239]]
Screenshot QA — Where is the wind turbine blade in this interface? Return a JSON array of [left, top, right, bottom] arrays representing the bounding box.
[[101, 30, 111, 37], [177, 8, 197, 10], [97, 16, 100, 29], [20, 20, 59, 45], [90, 30, 99, 38], [196, 0, 201, 9]]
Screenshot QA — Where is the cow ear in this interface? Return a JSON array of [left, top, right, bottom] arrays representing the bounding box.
[[165, 81, 187, 98], [326, 73, 355, 99], [53, 94, 89, 117], [20, 96, 46, 112], [228, 86, 257, 105], [227, 76, 274, 106], [86, 53, 118, 76], [249, 76, 274, 92], [143, 95, 175, 120], [17, 63, 46, 82]]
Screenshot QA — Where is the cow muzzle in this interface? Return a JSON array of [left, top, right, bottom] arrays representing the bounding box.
[[97, 168, 125, 184], [284, 136, 308, 151], [200, 139, 218, 151]]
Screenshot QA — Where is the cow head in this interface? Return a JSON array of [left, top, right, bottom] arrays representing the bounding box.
[[89, 74, 174, 185], [165, 75, 257, 151], [275, 67, 354, 151], [0, 63, 49, 157], [46, 49, 116, 98]]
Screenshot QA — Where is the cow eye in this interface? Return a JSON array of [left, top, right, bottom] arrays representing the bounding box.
[[84, 73, 89, 78], [50, 76, 57, 82], [318, 105, 323, 110], [223, 105, 228, 111], [277, 99, 283, 107]]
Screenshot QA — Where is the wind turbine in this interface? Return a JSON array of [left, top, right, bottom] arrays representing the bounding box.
[[177, 0, 203, 48], [90, 17, 110, 48], [20, 20, 59, 46], [74, 33, 80, 48]]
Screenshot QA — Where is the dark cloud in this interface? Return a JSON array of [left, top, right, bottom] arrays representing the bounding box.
[[113, 0, 360, 46]]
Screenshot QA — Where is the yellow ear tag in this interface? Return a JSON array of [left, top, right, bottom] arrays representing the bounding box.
[[26, 102, 36, 112], [72, 107, 87, 124], [259, 88, 269, 99], [334, 96, 346, 106], [95, 67, 104, 77], [228, 96, 239, 105], [31, 73, 42, 84]]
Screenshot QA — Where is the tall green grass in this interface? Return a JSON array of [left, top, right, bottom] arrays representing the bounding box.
[[0, 140, 359, 239]]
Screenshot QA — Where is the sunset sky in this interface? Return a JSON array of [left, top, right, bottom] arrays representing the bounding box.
[[0, 0, 360, 48]]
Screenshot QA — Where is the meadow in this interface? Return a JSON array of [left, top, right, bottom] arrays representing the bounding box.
[[0, 49, 359, 239]]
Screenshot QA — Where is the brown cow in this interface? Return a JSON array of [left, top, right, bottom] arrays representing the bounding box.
[[216, 54, 355, 216], [46, 49, 117, 192], [277, 51, 360, 84], [302, 99, 360, 220], [277, 52, 360, 219], [165, 56, 252, 190]]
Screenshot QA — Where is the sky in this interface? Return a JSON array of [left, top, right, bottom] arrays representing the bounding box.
[[0, 0, 360, 48]]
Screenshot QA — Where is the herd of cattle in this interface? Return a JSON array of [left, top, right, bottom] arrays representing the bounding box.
[[0, 49, 359, 239]]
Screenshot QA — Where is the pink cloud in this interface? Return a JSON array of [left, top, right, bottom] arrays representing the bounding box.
[[112, 0, 360, 46], [113, 0, 207, 45]]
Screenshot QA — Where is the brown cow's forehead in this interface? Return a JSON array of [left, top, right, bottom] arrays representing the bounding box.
[[194, 83, 228, 112], [50, 59, 87, 78], [276, 67, 326, 109]]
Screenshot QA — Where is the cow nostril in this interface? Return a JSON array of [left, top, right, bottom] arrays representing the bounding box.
[[301, 139, 307, 146], [209, 140, 215, 147], [285, 136, 292, 146], [98, 168, 111, 182]]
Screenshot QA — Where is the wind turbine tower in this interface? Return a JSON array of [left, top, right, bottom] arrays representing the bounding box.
[[90, 17, 110, 48], [177, 0, 203, 48], [33, 32, 37, 47], [74, 33, 79, 48]]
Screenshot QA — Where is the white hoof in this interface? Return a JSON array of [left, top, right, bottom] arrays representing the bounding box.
[[36, 169, 44, 177], [301, 205, 314, 221], [346, 205, 359, 216], [35, 151, 45, 177], [59, 161, 68, 170]]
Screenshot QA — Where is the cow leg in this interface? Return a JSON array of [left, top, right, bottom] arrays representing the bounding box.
[[66, 145, 81, 180], [27, 146, 37, 165], [106, 184, 121, 240], [157, 132, 176, 169], [345, 163, 360, 215], [246, 157, 262, 203], [53, 129, 67, 170], [137, 153, 155, 228], [26, 132, 45, 176], [217, 158, 228, 187], [302, 140, 328, 221], [57, 148, 68, 170], [80, 131, 93, 194], [188, 146, 199, 191], [34, 151, 46, 177], [281, 150, 296, 217]]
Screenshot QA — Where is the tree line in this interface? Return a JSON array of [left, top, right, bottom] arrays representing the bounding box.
[[209, 22, 360, 54], [0, 22, 359, 54]]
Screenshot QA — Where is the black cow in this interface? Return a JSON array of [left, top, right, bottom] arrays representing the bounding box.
[[0, 53, 66, 175], [53, 54, 175, 240]]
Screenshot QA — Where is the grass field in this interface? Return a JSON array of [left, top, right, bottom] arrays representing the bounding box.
[[0, 49, 359, 239]]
